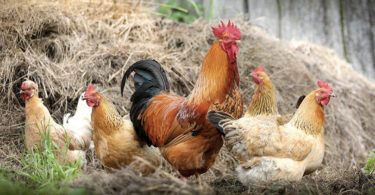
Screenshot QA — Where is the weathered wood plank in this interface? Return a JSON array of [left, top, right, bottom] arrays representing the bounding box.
[[367, 0, 375, 74], [342, 0, 374, 77], [200, 0, 245, 19], [247, 0, 345, 61], [279, 0, 343, 55], [248, 0, 280, 37]]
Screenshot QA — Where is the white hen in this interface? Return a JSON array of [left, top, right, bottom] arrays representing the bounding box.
[[63, 92, 93, 152]]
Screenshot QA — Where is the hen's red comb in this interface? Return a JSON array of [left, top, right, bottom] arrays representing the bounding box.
[[252, 67, 265, 74], [85, 85, 96, 96], [212, 20, 241, 40], [317, 81, 333, 93], [21, 82, 26, 90]]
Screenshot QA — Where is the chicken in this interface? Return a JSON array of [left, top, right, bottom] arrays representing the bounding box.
[[63, 92, 93, 151], [245, 67, 303, 126], [120, 21, 243, 179], [207, 81, 334, 184], [244, 67, 278, 119], [83, 85, 161, 175], [21, 80, 88, 163]]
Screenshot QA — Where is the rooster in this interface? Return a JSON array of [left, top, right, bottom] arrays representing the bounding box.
[[120, 21, 243, 180], [21, 80, 88, 163], [63, 92, 93, 151], [84, 85, 161, 175], [207, 81, 334, 184]]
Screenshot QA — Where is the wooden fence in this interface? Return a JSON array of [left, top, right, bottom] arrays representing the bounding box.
[[195, 0, 375, 80]]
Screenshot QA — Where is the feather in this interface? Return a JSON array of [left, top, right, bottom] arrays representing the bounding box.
[[295, 95, 306, 109], [121, 60, 170, 96], [121, 60, 171, 145], [206, 110, 235, 135]]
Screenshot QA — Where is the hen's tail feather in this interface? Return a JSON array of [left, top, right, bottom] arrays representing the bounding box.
[[62, 113, 71, 128], [295, 95, 306, 109], [207, 110, 235, 135], [121, 60, 170, 145]]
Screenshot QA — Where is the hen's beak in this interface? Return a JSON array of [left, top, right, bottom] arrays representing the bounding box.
[[330, 92, 336, 97], [235, 40, 241, 44], [20, 90, 25, 94], [82, 96, 87, 100]]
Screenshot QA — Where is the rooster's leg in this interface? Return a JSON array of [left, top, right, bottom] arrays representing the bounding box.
[[179, 175, 188, 184], [195, 173, 201, 186]]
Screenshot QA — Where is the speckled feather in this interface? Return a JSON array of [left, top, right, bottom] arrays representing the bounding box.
[[91, 92, 161, 175]]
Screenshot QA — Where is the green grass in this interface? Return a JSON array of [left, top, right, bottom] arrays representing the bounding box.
[[362, 152, 375, 194], [0, 172, 31, 194], [0, 120, 87, 195], [363, 152, 375, 175]]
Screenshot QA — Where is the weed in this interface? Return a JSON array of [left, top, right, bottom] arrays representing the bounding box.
[[157, 0, 204, 24], [0, 121, 87, 194], [363, 152, 375, 175]]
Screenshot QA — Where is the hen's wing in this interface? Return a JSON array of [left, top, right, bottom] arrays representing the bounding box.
[[223, 118, 313, 161], [52, 122, 88, 151]]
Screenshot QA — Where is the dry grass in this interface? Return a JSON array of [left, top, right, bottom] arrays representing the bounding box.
[[0, 0, 375, 194]]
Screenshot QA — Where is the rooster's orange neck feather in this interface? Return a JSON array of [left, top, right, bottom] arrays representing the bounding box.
[[289, 89, 325, 136], [187, 40, 239, 109]]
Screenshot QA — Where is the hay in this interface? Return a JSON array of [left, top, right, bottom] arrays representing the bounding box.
[[1, 0, 375, 194]]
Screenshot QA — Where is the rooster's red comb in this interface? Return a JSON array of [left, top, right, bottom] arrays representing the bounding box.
[[85, 85, 96, 96], [212, 20, 241, 40], [317, 81, 333, 93], [252, 67, 265, 74]]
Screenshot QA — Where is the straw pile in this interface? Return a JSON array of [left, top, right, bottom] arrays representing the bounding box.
[[1, 0, 374, 194]]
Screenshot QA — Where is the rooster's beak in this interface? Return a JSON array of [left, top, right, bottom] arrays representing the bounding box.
[[330, 92, 336, 97], [82, 97, 87, 100], [20, 90, 25, 94], [236, 40, 241, 44]]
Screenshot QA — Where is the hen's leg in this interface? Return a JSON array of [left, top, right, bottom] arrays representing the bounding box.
[[241, 158, 260, 169]]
